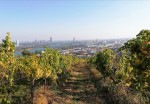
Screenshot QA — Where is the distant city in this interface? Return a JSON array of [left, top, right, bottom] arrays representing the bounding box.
[[14, 37, 130, 57]]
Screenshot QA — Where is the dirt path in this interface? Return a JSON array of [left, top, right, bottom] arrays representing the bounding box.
[[58, 64, 102, 104]]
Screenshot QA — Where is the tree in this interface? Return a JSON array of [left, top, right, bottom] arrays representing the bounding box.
[[95, 49, 116, 77], [121, 30, 150, 91], [2, 32, 15, 54], [22, 50, 32, 56], [115, 50, 134, 86], [0, 32, 16, 104]]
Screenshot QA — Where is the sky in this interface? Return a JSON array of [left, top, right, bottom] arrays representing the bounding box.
[[0, 0, 150, 42]]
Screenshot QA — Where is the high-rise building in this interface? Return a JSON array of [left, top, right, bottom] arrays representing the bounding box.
[[16, 40, 19, 46], [50, 37, 52, 43], [73, 37, 75, 42]]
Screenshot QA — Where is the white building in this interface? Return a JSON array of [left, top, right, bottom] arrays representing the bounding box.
[[16, 40, 19, 46]]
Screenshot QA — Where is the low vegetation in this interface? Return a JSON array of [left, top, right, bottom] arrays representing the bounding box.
[[88, 30, 150, 104]]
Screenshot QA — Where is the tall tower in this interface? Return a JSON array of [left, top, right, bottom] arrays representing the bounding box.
[[73, 37, 75, 42], [50, 37, 52, 43], [16, 40, 19, 46]]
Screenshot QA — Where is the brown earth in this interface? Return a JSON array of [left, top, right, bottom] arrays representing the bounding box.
[[57, 64, 103, 104]]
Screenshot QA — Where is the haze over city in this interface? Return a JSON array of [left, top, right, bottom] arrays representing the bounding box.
[[0, 0, 150, 42]]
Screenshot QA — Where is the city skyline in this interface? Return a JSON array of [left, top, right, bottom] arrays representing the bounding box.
[[0, 0, 150, 41]]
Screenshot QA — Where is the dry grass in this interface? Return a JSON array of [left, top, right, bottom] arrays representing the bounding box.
[[33, 86, 66, 104], [34, 94, 49, 104], [90, 68, 102, 80], [33, 86, 52, 104], [89, 67, 150, 104]]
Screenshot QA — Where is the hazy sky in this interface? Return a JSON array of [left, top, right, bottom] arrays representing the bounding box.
[[0, 0, 150, 42]]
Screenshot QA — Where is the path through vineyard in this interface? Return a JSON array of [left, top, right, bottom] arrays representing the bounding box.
[[58, 64, 102, 104]]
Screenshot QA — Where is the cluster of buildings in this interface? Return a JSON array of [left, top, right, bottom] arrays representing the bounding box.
[[15, 38, 129, 57], [60, 47, 97, 58], [59, 39, 129, 58]]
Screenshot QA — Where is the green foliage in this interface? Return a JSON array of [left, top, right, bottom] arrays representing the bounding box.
[[0, 32, 16, 104], [121, 30, 150, 91], [22, 50, 32, 56], [122, 30, 150, 71], [88, 30, 150, 103], [88, 56, 96, 67], [2, 32, 15, 54], [115, 50, 134, 86], [89, 30, 150, 93], [95, 49, 116, 77]]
